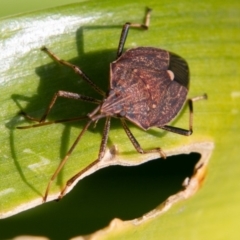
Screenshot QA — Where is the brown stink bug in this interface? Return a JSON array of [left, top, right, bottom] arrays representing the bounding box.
[[18, 8, 207, 202]]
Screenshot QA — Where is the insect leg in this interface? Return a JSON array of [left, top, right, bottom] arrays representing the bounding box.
[[41, 46, 105, 96], [116, 7, 152, 58], [43, 120, 93, 202], [159, 94, 207, 135], [19, 91, 101, 125], [57, 117, 111, 200], [121, 119, 166, 159]]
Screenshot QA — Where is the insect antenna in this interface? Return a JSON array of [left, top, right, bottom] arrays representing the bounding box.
[[17, 116, 89, 129]]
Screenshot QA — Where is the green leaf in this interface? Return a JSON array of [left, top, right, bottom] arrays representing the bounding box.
[[0, 0, 239, 239]]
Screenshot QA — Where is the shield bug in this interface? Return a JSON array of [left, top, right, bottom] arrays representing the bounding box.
[[18, 8, 207, 202]]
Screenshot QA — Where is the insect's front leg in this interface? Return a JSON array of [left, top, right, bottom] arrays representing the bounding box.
[[56, 117, 111, 201], [18, 91, 101, 127], [43, 120, 93, 202]]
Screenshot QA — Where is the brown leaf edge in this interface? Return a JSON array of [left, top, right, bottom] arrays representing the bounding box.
[[2, 141, 214, 231], [70, 141, 214, 240]]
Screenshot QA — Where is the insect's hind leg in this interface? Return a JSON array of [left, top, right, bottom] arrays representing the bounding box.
[[41, 47, 105, 96], [116, 7, 152, 58], [159, 94, 208, 136], [120, 118, 166, 159]]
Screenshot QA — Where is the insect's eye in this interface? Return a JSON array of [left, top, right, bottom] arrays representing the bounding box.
[[119, 111, 126, 117]]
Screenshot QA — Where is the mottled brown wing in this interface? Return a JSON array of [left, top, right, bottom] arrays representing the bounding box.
[[110, 47, 170, 89], [107, 47, 189, 130], [110, 69, 187, 129], [149, 79, 188, 127], [126, 69, 177, 129]]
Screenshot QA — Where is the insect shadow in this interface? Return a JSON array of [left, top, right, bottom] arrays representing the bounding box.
[[9, 22, 167, 195]]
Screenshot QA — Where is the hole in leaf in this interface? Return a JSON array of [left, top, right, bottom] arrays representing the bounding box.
[[0, 153, 200, 239]]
